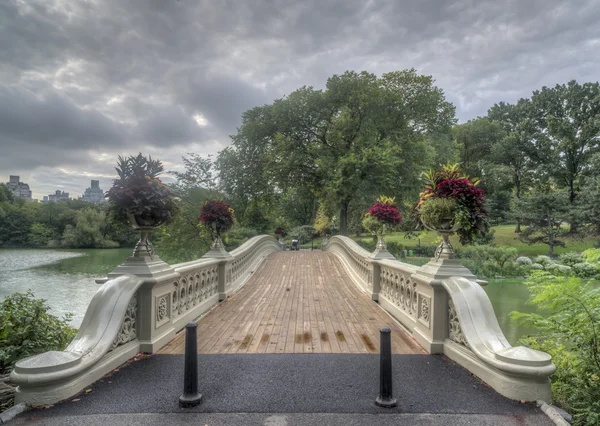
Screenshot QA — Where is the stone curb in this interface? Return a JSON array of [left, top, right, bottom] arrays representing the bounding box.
[[536, 400, 571, 426], [0, 403, 29, 424]]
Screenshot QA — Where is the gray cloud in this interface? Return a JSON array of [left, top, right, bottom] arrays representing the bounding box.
[[0, 0, 599, 198]]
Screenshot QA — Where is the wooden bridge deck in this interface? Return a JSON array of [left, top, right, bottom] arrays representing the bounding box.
[[160, 251, 424, 355]]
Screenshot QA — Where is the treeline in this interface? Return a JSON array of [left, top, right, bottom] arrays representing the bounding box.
[[455, 80, 600, 255], [0, 185, 138, 248]]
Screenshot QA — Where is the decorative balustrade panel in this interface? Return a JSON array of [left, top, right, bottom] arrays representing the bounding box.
[[169, 263, 219, 323], [379, 265, 418, 318], [376, 260, 431, 332], [110, 294, 138, 351]]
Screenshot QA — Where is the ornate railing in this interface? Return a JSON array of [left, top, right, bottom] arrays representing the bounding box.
[[324, 236, 372, 293], [10, 235, 281, 406], [324, 235, 555, 402]]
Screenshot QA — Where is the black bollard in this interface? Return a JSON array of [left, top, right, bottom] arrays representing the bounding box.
[[179, 322, 203, 408], [375, 327, 397, 408]]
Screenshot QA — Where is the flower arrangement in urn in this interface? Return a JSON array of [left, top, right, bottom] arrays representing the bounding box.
[[105, 153, 177, 258], [362, 195, 403, 250], [106, 153, 178, 228], [198, 200, 235, 240], [416, 163, 489, 258]]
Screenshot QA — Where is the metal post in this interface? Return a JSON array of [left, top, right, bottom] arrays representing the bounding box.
[[375, 327, 397, 407], [179, 322, 203, 408]]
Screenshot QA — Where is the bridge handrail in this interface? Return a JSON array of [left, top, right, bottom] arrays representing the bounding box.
[[324, 236, 555, 401], [324, 236, 373, 292], [10, 275, 147, 404], [10, 234, 281, 406], [442, 276, 556, 376]]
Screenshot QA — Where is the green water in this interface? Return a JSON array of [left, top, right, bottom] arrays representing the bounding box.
[[484, 278, 536, 345], [0, 248, 132, 328]]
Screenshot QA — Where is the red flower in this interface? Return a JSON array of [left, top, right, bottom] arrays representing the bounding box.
[[367, 201, 403, 225], [199, 200, 235, 234]]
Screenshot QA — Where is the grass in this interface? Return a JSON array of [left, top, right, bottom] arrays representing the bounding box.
[[352, 224, 598, 257]]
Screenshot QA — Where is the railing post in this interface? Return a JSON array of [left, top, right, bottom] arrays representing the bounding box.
[[371, 260, 381, 301], [218, 259, 228, 301]]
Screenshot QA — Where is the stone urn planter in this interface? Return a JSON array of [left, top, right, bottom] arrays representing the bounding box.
[[421, 217, 460, 260], [127, 213, 165, 258]]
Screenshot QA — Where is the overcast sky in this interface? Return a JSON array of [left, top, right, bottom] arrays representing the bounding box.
[[1, 0, 599, 199]]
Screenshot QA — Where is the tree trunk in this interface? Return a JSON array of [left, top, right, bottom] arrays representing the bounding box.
[[548, 244, 554, 258], [339, 200, 350, 236], [514, 177, 522, 233], [569, 179, 577, 233]]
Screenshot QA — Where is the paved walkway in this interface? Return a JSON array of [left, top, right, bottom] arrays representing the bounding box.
[[11, 354, 552, 425], [160, 252, 423, 354]]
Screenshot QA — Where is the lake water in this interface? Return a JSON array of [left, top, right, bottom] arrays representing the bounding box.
[[0, 249, 534, 345], [0, 248, 132, 328]]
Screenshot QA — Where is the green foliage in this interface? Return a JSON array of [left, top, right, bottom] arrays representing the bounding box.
[[418, 198, 458, 227], [289, 225, 315, 244], [558, 252, 583, 267], [361, 214, 382, 235], [0, 290, 77, 374], [60, 208, 118, 248], [582, 248, 600, 264], [153, 187, 215, 264], [458, 245, 518, 276], [510, 272, 600, 425], [27, 223, 55, 247], [218, 68, 456, 235], [512, 189, 571, 257]]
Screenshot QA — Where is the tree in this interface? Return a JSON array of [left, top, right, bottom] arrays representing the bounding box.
[[529, 81, 600, 232], [487, 100, 539, 232], [454, 117, 504, 179], [60, 208, 118, 248], [169, 153, 215, 192], [218, 69, 456, 235], [0, 184, 14, 203], [512, 189, 571, 257]]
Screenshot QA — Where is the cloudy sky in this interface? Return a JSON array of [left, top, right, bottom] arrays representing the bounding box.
[[1, 0, 599, 199]]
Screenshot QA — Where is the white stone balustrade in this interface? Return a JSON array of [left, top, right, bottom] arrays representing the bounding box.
[[10, 235, 281, 406], [323, 235, 555, 402]]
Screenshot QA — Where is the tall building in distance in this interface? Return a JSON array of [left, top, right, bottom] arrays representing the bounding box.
[[43, 190, 70, 203], [81, 180, 105, 203], [6, 175, 32, 202]]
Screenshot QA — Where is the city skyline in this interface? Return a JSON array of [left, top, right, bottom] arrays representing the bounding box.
[[1, 0, 599, 199]]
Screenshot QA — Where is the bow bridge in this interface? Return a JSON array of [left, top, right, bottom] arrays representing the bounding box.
[[10, 235, 556, 407]]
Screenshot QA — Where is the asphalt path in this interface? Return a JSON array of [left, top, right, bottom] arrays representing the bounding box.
[[13, 354, 552, 425]]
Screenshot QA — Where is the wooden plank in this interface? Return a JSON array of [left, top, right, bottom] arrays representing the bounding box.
[[159, 251, 424, 355]]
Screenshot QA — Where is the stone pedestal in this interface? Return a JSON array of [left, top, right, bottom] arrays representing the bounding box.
[[202, 237, 233, 260]]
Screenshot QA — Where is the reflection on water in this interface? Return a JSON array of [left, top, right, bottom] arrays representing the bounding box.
[[0, 248, 131, 328], [484, 279, 537, 345]]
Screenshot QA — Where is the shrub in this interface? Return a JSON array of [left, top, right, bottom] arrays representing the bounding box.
[[516, 256, 533, 266], [510, 272, 600, 425], [581, 248, 600, 264], [533, 255, 554, 266], [385, 242, 405, 258], [530, 263, 544, 270], [572, 262, 597, 278], [558, 252, 583, 267], [0, 291, 77, 374]]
